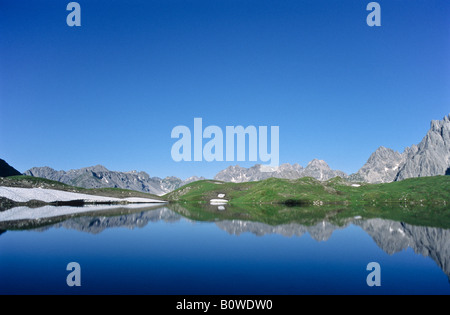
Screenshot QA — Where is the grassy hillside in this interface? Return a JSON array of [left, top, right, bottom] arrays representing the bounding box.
[[164, 176, 450, 206], [5, 174, 446, 206]]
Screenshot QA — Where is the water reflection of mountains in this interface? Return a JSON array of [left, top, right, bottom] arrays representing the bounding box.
[[2, 205, 449, 279]]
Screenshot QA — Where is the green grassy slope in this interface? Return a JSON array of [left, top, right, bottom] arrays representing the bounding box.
[[164, 176, 450, 206]]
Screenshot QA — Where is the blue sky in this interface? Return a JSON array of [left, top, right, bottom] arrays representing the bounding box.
[[1, 0, 449, 179]]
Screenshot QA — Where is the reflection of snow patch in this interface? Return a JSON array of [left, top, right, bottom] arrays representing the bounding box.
[[0, 203, 163, 222], [210, 199, 228, 205], [217, 206, 225, 211]]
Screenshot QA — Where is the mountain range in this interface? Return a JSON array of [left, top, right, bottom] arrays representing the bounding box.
[[215, 114, 450, 184], [4, 113, 450, 193], [214, 159, 347, 183], [24, 165, 204, 196]]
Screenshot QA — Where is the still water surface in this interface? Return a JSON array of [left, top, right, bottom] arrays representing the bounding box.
[[0, 204, 449, 294]]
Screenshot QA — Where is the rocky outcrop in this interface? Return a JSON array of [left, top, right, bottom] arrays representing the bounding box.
[[0, 159, 21, 178]]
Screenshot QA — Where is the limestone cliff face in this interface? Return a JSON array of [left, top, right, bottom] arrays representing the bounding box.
[[395, 114, 450, 181], [352, 114, 450, 183]]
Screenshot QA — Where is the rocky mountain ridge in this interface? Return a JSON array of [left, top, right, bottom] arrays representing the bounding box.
[[24, 165, 204, 196], [9, 113, 450, 190], [351, 114, 450, 183], [214, 159, 347, 183]]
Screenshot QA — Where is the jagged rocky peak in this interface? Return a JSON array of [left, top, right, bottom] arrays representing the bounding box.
[[184, 175, 206, 184], [353, 113, 450, 183], [395, 114, 450, 181], [305, 159, 330, 170], [25, 166, 56, 176], [24, 166, 70, 183], [369, 146, 402, 162], [303, 159, 347, 181], [83, 165, 110, 173], [352, 146, 405, 183]]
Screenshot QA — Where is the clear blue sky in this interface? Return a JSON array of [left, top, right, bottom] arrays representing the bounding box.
[[1, 0, 449, 179]]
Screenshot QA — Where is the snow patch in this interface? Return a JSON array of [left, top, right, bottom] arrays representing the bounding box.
[[0, 186, 166, 204]]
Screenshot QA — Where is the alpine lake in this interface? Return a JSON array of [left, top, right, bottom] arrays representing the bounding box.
[[0, 202, 449, 295]]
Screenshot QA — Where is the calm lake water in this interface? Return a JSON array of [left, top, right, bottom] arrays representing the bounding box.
[[0, 204, 449, 295]]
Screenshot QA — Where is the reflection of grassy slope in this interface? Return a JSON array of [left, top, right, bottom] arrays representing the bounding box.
[[164, 176, 450, 228], [169, 202, 345, 226], [0, 176, 164, 200], [355, 204, 450, 229], [168, 203, 450, 229], [164, 176, 450, 206]]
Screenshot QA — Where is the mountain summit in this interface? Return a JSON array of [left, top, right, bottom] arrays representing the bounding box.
[[395, 114, 450, 181], [351, 114, 450, 183]]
